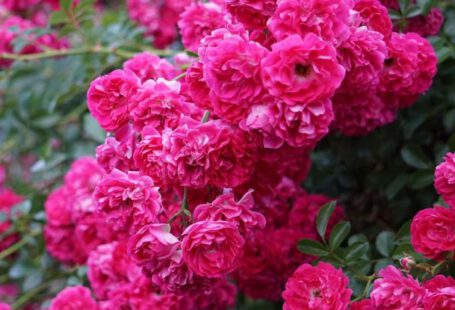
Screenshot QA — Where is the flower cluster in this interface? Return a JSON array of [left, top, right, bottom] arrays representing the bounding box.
[[0, 4, 67, 68], [40, 0, 442, 308]]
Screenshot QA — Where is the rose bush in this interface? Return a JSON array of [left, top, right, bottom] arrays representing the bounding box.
[[0, 0, 455, 309]]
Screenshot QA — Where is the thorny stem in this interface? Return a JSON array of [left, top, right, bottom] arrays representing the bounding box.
[[168, 187, 190, 224], [0, 45, 173, 62], [0, 230, 41, 260]]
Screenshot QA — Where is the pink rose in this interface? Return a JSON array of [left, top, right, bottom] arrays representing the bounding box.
[[49, 286, 99, 310], [405, 8, 444, 37], [96, 136, 135, 173], [127, 223, 180, 269], [193, 191, 266, 234], [0, 303, 10, 310], [282, 262, 352, 310], [379, 32, 437, 108], [130, 79, 199, 132], [337, 27, 388, 93], [411, 206, 455, 260], [370, 265, 426, 309], [268, 0, 352, 45], [192, 278, 237, 310], [185, 61, 212, 110], [423, 275, 455, 310], [350, 299, 373, 310], [226, 0, 277, 30], [182, 221, 245, 277], [87, 69, 139, 132], [123, 52, 179, 83], [200, 29, 269, 124], [94, 169, 162, 232], [178, 2, 225, 52], [353, 0, 392, 39], [434, 152, 455, 207], [261, 34, 345, 105], [332, 91, 396, 136]]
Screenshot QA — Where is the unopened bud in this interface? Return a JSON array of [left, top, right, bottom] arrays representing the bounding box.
[[400, 256, 416, 271]]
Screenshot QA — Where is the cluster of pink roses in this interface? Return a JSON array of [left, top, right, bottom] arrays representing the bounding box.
[[29, 0, 445, 309], [0, 1, 67, 68]]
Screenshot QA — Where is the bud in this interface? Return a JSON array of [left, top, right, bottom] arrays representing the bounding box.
[[400, 256, 416, 271]]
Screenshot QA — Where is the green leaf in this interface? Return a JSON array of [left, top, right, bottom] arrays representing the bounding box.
[[399, 0, 411, 12], [49, 11, 68, 25], [316, 201, 336, 240], [388, 9, 402, 20], [405, 6, 422, 18], [345, 241, 369, 261], [329, 221, 351, 250], [376, 231, 395, 257], [298, 239, 329, 257], [400, 145, 432, 169]]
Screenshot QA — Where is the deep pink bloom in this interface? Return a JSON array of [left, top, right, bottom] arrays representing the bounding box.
[[200, 29, 269, 123], [370, 265, 426, 309], [127, 223, 180, 270], [337, 27, 388, 93], [87, 242, 144, 299], [49, 286, 99, 310], [410, 206, 455, 260], [332, 91, 396, 136], [182, 221, 245, 277], [353, 0, 392, 39], [87, 69, 140, 132], [94, 169, 162, 232], [96, 136, 135, 173], [178, 2, 225, 52], [45, 187, 73, 227], [123, 52, 179, 83], [282, 262, 352, 310], [130, 79, 198, 132], [423, 275, 455, 310], [268, 0, 352, 45], [193, 191, 266, 234], [145, 118, 257, 189], [261, 34, 345, 105], [379, 32, 437, 108], [192, 278, 237, 310], [185, 61, 212, 110], [434, 152, 455, 207], [405, 8, 444, 37], [226, 0, 277, 30], [0, 303, 10, 310]]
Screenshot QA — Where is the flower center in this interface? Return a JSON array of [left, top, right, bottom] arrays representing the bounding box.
[[295, 63, 311, 77]]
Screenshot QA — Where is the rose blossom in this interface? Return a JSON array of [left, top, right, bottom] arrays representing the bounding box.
[[148, 118, 257, 189], [226, 0, 277, 30], [353, 0, 392, 39], [49, 286, 99, 310], [282, 262, 352, 310], [182, 220, 245, 277], [96, 136, 134, 173], [261, 34, 345, 105], [434, 152, 455, 207], [129, 79, 198, 132], [94, 169, 162, 232], [268, 0, 352, 45], [332, 91, 396, 136], [199, 29, 269, 123], [405, 8, 444, 37], [193, 191, 266, 234], [379, 32, 437, 108], [337, 27, 388, 93], [0, 304, 9, 310], [410, 206, 455, 260], [178, 2, 225, 52], [350, 299, 373, 309], [87, 69, 139, 132], [192, 278, 237, 310], [0, 189, 22, 253], [423, 275, 455, 310], [123, 52, 179, 83], [370, 265, 426, 309], [127, 223, 180, 269], [184, 61, 212, 110]]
